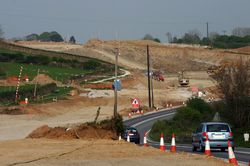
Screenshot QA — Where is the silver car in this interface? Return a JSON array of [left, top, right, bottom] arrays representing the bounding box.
[[192, 122, 234, 152]]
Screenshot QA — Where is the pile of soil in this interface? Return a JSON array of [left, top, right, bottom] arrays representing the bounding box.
[[31, 74, 58, 85], [27, 123, 117, 140]]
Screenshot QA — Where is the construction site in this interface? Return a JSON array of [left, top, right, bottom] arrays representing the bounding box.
[[0, 39, 249, 165]]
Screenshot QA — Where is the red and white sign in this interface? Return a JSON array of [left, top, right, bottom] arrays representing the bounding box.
[[132, 98, 140, 108]]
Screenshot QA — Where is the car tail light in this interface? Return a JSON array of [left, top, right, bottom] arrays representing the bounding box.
[[230, 132, 233, 137], [202, 132, 207, 137]]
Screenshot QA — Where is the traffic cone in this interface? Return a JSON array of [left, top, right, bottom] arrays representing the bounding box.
[[144, 132, 148, 147], [118, 133, 122, 141], [127, 132, 130, 142], [170, 133, 176, 152], [159, 133, 166, 151], [140, 110, 144, 115], [170, 103, 173, 108], [228, 140, 238, 165], [204, 135, 211, 156]]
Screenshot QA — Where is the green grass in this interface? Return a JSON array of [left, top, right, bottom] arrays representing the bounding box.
[[0, 62, 87, 82], [0, 86, 16, 92], [0, 85, 72, 106]]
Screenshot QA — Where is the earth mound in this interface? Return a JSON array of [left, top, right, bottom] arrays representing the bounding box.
[[27, 123, 117, 140]]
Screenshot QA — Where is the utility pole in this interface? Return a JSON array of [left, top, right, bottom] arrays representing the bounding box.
[[206, 22, 209, 39], [113, 48, 119, 118], [33, 69, 40, 100], [147, 45, 152, 108], [151, 75, 154, 108]]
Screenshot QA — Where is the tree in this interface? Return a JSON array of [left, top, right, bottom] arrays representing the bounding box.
[[232, 27, 250, 37], [49, 31, 64, 42], [154, 38, 161, 43], [209, 32, 219, 42], [166, 32, 173, 43], [0, 25, 4, 40], [38, 31, 63, 42], [143, 34, 161, 43], [25, 34, 39, 41], [143, 34, 154, 41], [69, 36, 76, 44], [182, 29, 201, 44], [214, 59, 250, 128]]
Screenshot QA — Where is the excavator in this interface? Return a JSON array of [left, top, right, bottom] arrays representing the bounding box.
[[178, 70, 189, 86]]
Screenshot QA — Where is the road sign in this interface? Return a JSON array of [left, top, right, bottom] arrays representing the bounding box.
[[132, 98, 140, 108], [113, 79, 122, 91]]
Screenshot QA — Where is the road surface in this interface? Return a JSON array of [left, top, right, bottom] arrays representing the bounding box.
[[124, 108, 250, 165]]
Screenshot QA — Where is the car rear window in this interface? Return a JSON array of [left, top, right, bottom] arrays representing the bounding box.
[[207, 124, 230, 132], [126, 129, 137, 133]]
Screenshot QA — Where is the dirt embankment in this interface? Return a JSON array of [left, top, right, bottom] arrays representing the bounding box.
[[27, 123, 117, 140], [0, 138, 230, 166]]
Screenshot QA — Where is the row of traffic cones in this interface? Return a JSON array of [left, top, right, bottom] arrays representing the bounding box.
[[159, 133, 176, 152], [125, 132, 242, 166], [204, 133, 238, 165]]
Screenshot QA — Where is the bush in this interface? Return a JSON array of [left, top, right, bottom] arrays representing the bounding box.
[[25, 55, 50, 65], [82, 60, 101, 70], [149, 98, 216, 143], [186, 98, 214, 121]]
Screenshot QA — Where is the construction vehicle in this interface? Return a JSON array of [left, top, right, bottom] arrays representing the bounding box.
[[152, 70, 164, 81], [178, 70, 189, 86]]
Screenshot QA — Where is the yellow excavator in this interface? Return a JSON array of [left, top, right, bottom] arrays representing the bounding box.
[[178, 70, 189, 86]]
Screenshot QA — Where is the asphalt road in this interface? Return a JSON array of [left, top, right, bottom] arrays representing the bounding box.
[[123, 108, 250, 164]]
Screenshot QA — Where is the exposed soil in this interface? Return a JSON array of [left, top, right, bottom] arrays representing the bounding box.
[[0, 139, 231, 166], [0, 40, 246, 165], [27, 123, 117, 140]]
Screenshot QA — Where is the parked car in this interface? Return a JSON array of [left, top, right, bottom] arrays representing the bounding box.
[[192, 122, 234, 152], [123, 127, 140, 144]]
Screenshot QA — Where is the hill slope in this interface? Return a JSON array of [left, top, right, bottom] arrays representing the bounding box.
[[15, 40, 250, 73]]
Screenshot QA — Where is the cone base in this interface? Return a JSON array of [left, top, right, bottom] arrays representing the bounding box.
[[160, 146, 165, 151], [204, 150, 211, 156], [229, 158, 238, 165], [170, 146, 176, 152]]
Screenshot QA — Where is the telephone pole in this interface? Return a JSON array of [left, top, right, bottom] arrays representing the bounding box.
[[33, 69, 40, 99], [147, 45, 152, 108], [113, 48, 119, 118], [206, 22, 209, 39]]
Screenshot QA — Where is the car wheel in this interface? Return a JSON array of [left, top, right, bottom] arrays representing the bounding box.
[[221, 148, 225, 152], [192, 145, 197, 152], [199, 142, 205, 152]]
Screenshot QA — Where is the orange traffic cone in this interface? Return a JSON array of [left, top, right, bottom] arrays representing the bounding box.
[[118, 133, 122, 141], [127, 132, 130, 142], [170, 133, 176, 152], [159, 133, 166, 151], [140, 110, 144, 115], [228, 140, 238, 165], [144, 132, 148, 147], [204, 135, 211, 156]]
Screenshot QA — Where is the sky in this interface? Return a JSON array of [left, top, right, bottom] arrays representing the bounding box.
[[0, 0, 250, 43]]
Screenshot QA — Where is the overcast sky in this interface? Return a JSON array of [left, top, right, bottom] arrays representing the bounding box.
[[0, 0, 250, 43]]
